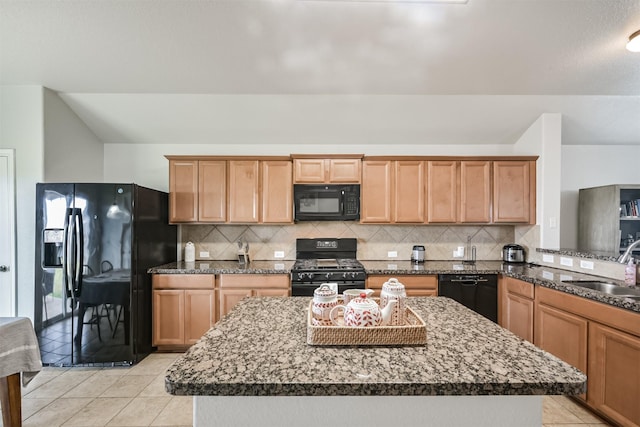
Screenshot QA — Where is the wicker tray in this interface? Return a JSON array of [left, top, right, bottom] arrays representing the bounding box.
[[306, 300, 427, 346]]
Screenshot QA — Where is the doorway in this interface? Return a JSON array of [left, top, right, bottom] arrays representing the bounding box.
[[0, 149, 16, 316]]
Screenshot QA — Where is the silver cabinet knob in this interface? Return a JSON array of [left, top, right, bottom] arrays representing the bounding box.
[[0, 265, 9, 272]]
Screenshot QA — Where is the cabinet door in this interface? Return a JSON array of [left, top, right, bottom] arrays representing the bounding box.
[[588, 322, 640, 426], [460, 161, 491, 223], [534, 303, 588, 377], [228, 160, 259, 223], [184, 289, 216, 344], [493, 161, 533, 223], [328, 159, 361, 183], [503, 292, 534, 342], [199, 160, 226, 222], [361, 161, 393, 223], [293, 159, 326, 183], [153, 290, 185, 346], [169, 160, 198, 222], [219, 289, 253, 318], [395, 161, 425, 223], [262, 160, 293, 223], [427, 161, 458, 223]]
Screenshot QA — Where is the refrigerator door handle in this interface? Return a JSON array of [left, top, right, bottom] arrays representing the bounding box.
[[63, 208, 73, 299], [74, 209, 84, 298]]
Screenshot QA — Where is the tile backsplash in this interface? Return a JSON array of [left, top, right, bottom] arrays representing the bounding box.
[[181, 223, 524, 262]]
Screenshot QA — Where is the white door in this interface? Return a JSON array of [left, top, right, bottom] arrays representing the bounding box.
[[0, 149, 16, 316]]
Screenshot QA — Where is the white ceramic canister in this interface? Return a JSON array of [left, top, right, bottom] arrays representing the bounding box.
[[184, 242, 196, 263], [312, 284, 339, 326], [380, 278, 407, 326]]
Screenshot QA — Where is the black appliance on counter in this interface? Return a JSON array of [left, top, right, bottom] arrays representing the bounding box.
[[293, 184, 360, 221], [34, 183, 177, 366], [290, 238, 366, 296], [438, 274, 498, 323]]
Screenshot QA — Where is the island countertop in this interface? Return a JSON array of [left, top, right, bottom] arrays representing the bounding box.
[[165, 296, 586, 397]]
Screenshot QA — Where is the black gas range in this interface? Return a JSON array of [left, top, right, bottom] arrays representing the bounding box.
[[290, 238, 366, 296]]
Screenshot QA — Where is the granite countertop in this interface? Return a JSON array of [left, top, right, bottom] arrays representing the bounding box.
[[166, 297, 586, 397], [148, 260, 294, 274], [149, 260, 640, 313]]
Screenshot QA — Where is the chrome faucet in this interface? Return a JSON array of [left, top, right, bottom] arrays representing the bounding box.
[[618, 239, 640, 264]]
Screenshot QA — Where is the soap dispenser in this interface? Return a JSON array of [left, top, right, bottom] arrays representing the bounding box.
[[625, 259, 636, 285]]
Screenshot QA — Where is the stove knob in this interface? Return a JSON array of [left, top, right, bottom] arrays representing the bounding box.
[[342, 272, 348, 279], [325, 273, 332, 279], [308, 273, 316, 280]]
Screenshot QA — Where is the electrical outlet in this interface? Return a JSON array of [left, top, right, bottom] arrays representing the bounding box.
[[560, 257, 573, 267], [580, 260, 594, 270], [274, 251, 285, 258], [199, 251, 209, 258], [542, 254, 554, 263], [388, 251, 398, 258]]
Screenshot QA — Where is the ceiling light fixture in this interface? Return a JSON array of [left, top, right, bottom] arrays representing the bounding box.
[[627, 29, 640, 52]]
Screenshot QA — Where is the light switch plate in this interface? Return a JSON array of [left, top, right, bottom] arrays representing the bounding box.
[[560, 257, 573, 267], [199, 251, 209, 258], [580, 260, 594, 270], [274, 251, 285, 258], [388, 251, 398, 258], [542, 254, 554, 263]]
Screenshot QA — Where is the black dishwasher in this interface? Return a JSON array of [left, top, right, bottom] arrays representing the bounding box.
[[438, 274, 498, 323]]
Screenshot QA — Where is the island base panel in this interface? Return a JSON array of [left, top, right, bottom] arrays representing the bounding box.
[[194, 395, 543, 427]]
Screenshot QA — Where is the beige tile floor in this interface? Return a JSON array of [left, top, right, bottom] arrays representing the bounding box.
[[2, 352, 612, 427]]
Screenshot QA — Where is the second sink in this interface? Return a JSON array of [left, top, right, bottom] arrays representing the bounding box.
[[561, 280, 640, 297]]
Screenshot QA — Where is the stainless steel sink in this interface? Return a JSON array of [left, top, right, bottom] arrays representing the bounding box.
[[561, 280, 640, 297]]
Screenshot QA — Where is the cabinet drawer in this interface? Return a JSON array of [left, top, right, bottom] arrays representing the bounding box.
[[504, 277, 534, 299], [218, 274, 290, 289], [153, 274, 215, 290], [367, 275, 437, 290]]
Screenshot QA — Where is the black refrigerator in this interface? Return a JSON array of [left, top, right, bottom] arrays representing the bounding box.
[[34, 183, 177, 366]]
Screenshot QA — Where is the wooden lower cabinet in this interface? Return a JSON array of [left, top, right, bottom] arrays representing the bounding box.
[[534, 303, 588, 401], [535, 286, 640, 425], [588, 322, 640, 426], [499, 277, 535, 342], [218, 274, 290, 318], [152, 274, 216, 350], [366, 275, 437, 297]]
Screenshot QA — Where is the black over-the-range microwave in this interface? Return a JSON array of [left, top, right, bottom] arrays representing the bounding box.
[[293, 184, 360, 221]]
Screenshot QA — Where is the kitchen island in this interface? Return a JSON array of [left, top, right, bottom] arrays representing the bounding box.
[[166, 297, 586, 427]]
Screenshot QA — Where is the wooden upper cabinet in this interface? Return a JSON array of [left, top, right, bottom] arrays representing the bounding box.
[[228, 160, 259, 223], [169, 159, 198, 223], [293, 157, 361, 183], [360, 161, 393, 223], [261, 160, 293, 223], [394, 161, 425, 223], [460, 161, 491, 223], [293, 158, 326, 183], [198, 160, 226, 222], [426, 161, 458, 223], [328, 159, 361, 183], [493, 160, 535, 224]]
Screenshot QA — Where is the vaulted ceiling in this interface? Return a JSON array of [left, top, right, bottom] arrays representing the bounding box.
[[2, 0, 639, 145]]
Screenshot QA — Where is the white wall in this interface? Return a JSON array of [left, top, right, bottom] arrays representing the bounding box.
[[512, 113, 562, 249], [0, 86, 44, 318], [560, 145, 640, 249], [43, 88, 104, 181]]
